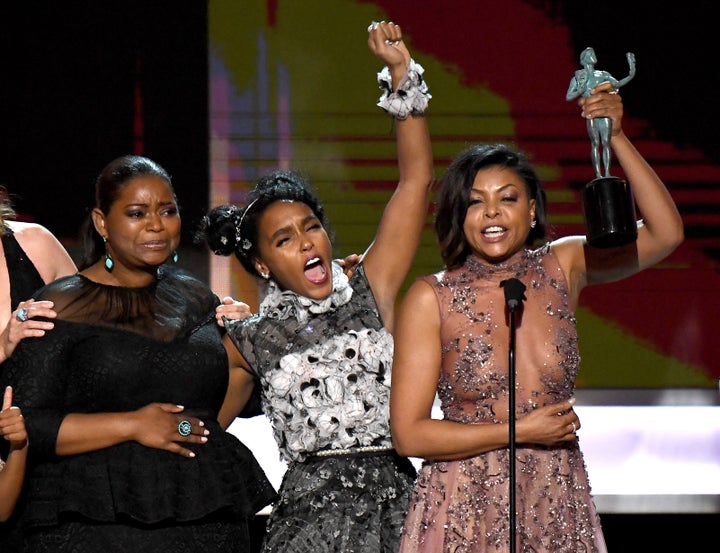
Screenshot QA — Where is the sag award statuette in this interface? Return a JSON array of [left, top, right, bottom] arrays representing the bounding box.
[[566, 47, 638, 248]]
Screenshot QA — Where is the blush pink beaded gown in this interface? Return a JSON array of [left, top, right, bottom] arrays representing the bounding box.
[[398, 245, 607, 553]]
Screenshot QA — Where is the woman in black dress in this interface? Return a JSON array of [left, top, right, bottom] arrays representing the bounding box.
[[0, 155, 277, 552]]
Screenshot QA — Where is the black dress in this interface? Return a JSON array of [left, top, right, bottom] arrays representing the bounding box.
[[0, 265, 277, 552], [2, 226, 45, 309], [0, 227, 45, 547]]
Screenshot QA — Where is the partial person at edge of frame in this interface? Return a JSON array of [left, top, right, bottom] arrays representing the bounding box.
[[0, 188, 77, 363], [0, 386, 27, 522], [0, 188, 76, 524]]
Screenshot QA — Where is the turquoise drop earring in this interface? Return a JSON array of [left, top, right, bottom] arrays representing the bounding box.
[[172, 250, 179, 263], [102, 236, 114, 271]]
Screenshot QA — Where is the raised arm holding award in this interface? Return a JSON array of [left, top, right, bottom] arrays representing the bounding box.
[[567, 47, 638, 248]]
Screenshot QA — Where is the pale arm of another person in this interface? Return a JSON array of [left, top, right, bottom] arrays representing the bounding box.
[[9, 221, 77, 283], [0, 222, 77, 362], [0, 299, 60, 363]]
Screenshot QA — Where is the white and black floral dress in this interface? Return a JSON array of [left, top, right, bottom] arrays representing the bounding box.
[[225, 261, 416, 553]]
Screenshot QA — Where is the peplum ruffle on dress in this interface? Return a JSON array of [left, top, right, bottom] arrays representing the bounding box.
[[0, 265, 277, 552]]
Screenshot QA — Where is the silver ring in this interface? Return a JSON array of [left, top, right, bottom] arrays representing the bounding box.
[[16, 307, 29, 322], [571, 422, 577, 433], [367, 21, 378, 32], [177, 419, 192, 437]]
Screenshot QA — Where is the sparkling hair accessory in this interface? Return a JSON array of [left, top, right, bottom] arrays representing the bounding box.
[[376, 58, 431, 120], [236, 198, 259, 256]]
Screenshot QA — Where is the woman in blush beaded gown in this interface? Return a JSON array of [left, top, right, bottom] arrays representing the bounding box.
[[390, 83, 683, 553]]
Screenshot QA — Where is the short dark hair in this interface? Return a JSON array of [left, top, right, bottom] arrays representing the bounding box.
[[435, 143, 547, 269]]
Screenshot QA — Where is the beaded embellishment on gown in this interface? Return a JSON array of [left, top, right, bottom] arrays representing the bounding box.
[[398, 245, 607, 553]]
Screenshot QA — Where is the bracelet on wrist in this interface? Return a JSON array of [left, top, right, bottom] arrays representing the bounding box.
[[376, 58, 431, 120]]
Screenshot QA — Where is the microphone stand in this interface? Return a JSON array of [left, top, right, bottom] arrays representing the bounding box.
[[500, 278, 526, 553], [508, 298, 518, 553]]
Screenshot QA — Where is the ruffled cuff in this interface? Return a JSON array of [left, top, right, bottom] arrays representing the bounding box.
[[376, 59, 431, 120]]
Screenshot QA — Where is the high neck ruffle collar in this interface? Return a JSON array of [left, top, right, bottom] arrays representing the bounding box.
[[258, 261, 354, 323], [464, 248, 537, 279]]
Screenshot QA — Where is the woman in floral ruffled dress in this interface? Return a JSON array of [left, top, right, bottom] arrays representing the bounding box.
[[199, 21, 433, 553]]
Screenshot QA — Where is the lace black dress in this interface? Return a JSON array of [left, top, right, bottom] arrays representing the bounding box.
[[0, 265, 278, 553], [226, 262, 416, 553]]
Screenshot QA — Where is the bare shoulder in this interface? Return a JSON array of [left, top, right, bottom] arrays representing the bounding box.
[[397, 276, 439, 320], [8, 220, 50, 235], [405, 276, 437, 301], [6, 221, 76, 282], [549, 235, 584, 268], [549, 235, 589, 305], [7, 220, 63, 251]]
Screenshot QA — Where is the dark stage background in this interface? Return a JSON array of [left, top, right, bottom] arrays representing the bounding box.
[[1, 1, 718, 550], [0, 1, 210, 268]]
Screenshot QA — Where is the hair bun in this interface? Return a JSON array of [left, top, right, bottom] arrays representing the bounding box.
[[197, 204, 240, 256]]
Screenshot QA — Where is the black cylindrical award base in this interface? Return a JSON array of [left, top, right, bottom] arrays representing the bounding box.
[[582, 176, 638, 248]]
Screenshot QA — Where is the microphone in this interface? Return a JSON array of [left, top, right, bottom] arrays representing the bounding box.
[[500, 278, 526, 310]]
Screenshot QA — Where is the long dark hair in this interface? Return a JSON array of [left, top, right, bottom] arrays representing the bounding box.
[[78, 155, 173, 269], [435, 143, 547, 269], [197, 169, 330, 278]]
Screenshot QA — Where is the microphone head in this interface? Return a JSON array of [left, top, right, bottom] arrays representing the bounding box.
[[500, 278, 527, 309]]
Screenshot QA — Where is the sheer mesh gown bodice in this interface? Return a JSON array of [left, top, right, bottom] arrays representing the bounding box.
[[398, 246, 607, 553], [0, 265, 277, 552], [225, 262, 416, 553]]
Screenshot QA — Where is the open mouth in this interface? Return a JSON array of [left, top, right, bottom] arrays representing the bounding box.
[[304, 256, 327, 284], [482, 225, 506, 238]]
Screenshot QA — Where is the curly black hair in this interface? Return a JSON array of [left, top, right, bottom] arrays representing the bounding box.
[[197, 169, 331, 278]]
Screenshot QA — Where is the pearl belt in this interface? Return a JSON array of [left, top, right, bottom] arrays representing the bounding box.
[[313, 445, 395, 458]]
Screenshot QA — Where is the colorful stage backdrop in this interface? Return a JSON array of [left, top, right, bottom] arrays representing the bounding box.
[[208, 0, 718, 390], [210, 0, 720, 514]]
